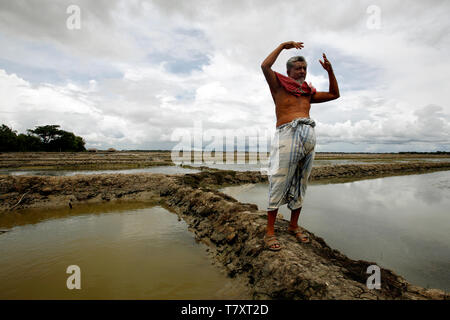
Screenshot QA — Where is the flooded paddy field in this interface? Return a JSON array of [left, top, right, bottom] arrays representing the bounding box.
[[1, 152, 449, 300], [0, 151, 173, 171], [0, 166, 200, 176], [0, 201, 251, 299], [219, 171, 450, 293], [2, 151, 449, 173]]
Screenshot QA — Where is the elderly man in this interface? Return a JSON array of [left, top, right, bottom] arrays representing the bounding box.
[[261, 41, 340, 251]]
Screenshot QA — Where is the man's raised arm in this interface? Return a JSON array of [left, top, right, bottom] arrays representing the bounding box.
[[311, 53, 340, 103], [261, 41, 304, 92]]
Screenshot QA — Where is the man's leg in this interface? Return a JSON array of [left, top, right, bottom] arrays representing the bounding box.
[[265, 124, 293, 250], [286, 150, 315, 232], [266, 208, 278, 236], [265, 208, 281, 250], [288, 206, 301, 230], [287, 206, 309, 243]]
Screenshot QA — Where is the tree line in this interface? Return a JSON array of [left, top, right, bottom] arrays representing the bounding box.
[[0, 124, 86, 152]]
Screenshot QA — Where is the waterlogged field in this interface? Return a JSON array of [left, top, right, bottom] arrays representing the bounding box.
[[1, 151, 449, 174], [1, 151, 449, 298], [0, 202, 251, 299], [0, 166, 200, 176], [220, 171, 450, 292]]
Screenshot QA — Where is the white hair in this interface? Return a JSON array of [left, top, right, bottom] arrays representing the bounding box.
[[286, 56, 307, 73]]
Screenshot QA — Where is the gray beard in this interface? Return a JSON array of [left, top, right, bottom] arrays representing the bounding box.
[[295, 77, 305, 84]]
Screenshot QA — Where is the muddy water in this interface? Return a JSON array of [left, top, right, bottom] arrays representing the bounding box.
[[220, 171, 450, 292], [2, 158, 449, 175], [0, 165, 200, 176], [0, 202, 251, 299], [188, 157, 450, 171], [186, 160, 361, 172]]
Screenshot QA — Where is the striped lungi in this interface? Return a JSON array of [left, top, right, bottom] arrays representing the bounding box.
[[267, 117, 316, 211]]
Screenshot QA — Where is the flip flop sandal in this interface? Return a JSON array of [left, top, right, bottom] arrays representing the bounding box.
[[288, 227, 310, 244], [264, 234, 282, 251]]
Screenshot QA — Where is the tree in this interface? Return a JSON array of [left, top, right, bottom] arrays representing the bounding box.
[[1, 124, 87, 152], [74, 136, 86, 151], [27, 125, 62, 147], [49, 131, 86, 152], [16, 133, 42, 151], [0, 124, 18, 152]]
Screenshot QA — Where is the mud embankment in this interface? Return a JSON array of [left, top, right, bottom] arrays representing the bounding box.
[[310, 162, 450, 181], [0, 173, 167, 211], [160, 179, 449, 300], [0, 151, 173, 170], [3, 151, 449, 171], [180, 162, 450, 188], [0, 167, 449, 300]]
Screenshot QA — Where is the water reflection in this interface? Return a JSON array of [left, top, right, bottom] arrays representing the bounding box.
[[3, 158, 449, 175], [0, 203, 251, 299], [219, 171, 450, 292], [182, 158, 450, 171], [0, 166, 200, 176]]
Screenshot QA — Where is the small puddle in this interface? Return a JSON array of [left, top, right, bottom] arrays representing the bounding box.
[[0, 202, 251, 299], [219, 171, 450, 292]]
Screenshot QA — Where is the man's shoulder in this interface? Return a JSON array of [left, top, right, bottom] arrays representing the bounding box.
[[262, 67, 282, 92]]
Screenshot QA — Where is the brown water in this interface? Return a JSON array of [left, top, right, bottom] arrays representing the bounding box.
[[0, 202, 251, 299], [220, 171, 450, 292]]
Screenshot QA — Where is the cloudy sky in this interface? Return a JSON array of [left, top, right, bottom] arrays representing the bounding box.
[[0, 0, 449, 152]]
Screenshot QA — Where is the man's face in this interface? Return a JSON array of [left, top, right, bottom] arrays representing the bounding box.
[[288, 61, 307, 83]]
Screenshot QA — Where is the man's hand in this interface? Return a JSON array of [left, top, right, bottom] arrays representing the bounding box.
[[319, 53, 333, 73], [282, 41, 304, 50], [312, 53, 339, 103], [261, 41, 304, 95]]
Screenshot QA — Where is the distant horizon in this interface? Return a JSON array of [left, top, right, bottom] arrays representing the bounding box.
[[83, 149, 450, 154]]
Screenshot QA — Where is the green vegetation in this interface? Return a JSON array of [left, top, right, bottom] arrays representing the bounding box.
[[0, 124, 86, 152]]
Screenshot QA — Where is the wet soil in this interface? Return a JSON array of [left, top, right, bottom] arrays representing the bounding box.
[[1, 162, 449, 299]]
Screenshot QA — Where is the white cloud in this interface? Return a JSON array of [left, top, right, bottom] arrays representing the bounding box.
[[0, 0, 449, 151]]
